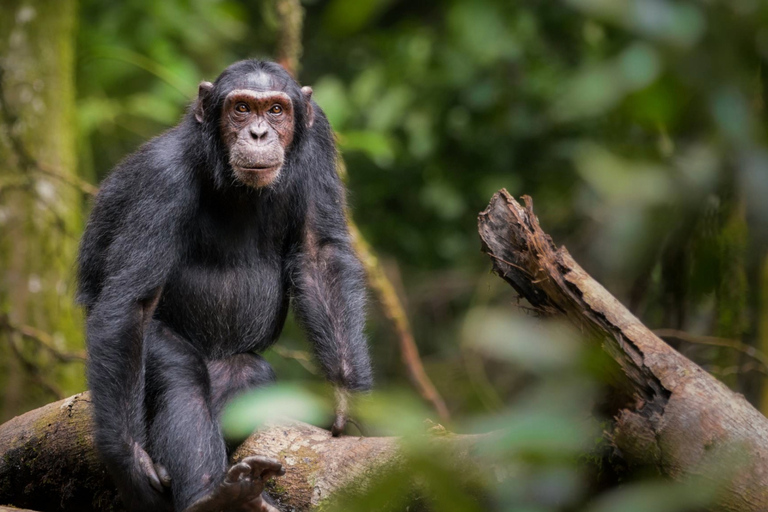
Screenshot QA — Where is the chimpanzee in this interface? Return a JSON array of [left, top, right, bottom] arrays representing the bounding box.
[[77, 60, 372, 512]]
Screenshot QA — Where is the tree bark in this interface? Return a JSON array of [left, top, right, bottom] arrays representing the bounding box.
[[0, 393, 484, 512], [0, 0, 84, 422], [478, 189, 768, 512]]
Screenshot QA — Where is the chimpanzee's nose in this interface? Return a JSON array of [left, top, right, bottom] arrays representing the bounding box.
[[250, 123, 268, 141]]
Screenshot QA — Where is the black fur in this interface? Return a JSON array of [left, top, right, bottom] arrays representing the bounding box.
[[77, 60, 372, 511]]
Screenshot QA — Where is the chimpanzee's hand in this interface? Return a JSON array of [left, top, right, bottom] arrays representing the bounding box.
[[331, 413, 346, 437], [133, 442, 171, 492], [184, 456, 284, 512]]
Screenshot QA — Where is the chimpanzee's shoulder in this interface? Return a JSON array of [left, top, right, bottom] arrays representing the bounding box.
[[97, 126, 198, 207]]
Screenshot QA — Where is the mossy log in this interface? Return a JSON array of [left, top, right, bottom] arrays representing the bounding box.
[[0, 393, 485, 511], [478, 190, 768, 512]]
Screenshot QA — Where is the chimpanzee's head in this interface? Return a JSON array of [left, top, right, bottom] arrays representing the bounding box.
[[194, 60, 315, 189]]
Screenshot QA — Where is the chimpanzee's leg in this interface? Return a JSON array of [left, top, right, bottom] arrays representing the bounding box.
[[144, 321, 227, 510], [145, 323, 283, 512], [206, 353, 282, 509]]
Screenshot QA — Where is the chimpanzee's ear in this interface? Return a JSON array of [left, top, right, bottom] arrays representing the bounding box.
[[301, 86, 315, 128], [194, 81, 213, 124]]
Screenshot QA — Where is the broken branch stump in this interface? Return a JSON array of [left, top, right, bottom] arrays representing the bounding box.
[[478, 189, 768, 512]]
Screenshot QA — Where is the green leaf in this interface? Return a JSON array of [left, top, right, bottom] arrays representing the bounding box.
[[221, 385, 326, 439]]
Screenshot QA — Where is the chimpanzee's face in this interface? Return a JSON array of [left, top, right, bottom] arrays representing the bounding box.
[[219, 88, 296, 188], [195, 69, 314, 190]]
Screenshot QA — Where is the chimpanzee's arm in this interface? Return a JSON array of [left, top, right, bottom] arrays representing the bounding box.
[[81, 158, 195, 489], [290, 164, 373, 428]]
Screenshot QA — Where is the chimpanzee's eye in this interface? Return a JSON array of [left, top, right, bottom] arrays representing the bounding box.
[[270, 104, 283, 114], [235, 102, 249, 113]]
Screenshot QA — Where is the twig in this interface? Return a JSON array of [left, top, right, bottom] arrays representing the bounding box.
[[36, 162, 98, 196], [709, 362, 768, 378], [0, 314, 86, 363], [85, 48, 192, 99], [348, 222, 450, 421], [6, 331, 64, 399], [654, 328, 768, 373]]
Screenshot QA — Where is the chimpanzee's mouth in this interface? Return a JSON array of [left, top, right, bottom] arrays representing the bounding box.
[[238, 164, 279, 172]]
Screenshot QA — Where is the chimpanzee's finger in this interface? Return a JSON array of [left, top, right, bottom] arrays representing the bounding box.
[[331, 413, 346, 437], [260, 467, 286, 482], [240, 456, 285, 482], [244, 455, 283, 472], [227, 461, 254, 482]]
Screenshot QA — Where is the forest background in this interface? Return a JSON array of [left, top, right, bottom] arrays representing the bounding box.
[[2, 0, 768, 510]]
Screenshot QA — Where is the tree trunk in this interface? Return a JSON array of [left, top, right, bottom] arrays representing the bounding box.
[[0, 0, 84, 422], [478, 189, 768, 512]]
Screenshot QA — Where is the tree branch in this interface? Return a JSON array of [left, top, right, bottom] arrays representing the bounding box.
[[0, 313, 87, 363], [0, 393, 481, 512], [478, 189, 768, 512]]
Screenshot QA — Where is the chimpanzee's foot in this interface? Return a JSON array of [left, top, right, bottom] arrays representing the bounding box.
[[183, 456, 285, 512]]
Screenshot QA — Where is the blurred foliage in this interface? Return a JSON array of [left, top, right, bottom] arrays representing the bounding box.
[[75, 0, 768, 396], [224, 310, 730, 511], [7, 0, 763, 508]]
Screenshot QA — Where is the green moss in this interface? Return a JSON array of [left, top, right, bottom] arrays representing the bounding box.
[[266, 478, 289, 499]]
